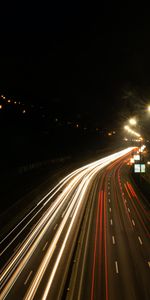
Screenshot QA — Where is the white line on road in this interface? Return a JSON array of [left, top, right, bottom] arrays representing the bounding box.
[[61, 211, 65, 218], [109, 207, 112, 213], [24, 271, 33, 285], [42, 241, 48, 251], [132, 219, 135, 226], [108, 199, 111, 203], [128, 208, 130, 213], [115, 261, 119, 274], [54, 224, 58, 230], [138, 236, 143, 245], [110, 219, 113, 225], [112, 236, 115, 244]]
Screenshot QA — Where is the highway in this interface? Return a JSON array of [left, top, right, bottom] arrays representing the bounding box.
[[0, 147, 150, 300]]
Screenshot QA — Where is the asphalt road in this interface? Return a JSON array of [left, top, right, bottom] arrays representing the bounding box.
[[1, 147, 150, 300]]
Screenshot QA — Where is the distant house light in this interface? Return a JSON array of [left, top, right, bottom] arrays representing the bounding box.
[[0, 104, 2, 109], [22, 109, 26, 114], [8, 99, 11, 103]]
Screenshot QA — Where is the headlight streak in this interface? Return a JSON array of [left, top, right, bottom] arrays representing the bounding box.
[[1, 148, 133, 248], [24, 164, 108, 300], [24, 148, 134, 300], [1, 169, 88, 287], [0, 147, 134, 300]]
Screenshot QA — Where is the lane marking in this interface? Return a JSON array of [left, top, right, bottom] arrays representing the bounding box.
[[109, 207, 111, 213], [128, 208, 130, 213], [108, 199, 111, 203], [24, 271, 33, 285], [138, 236, 143, 245], [112, 236, 115, 244], [42, 241, 48, 251], [61, 211, 65, 218], [132, 219, 135, 226], [108, 192, 110, 195], [115, 261, 119, 274], [54, 224, 58, 230], [110, 219, 113, 226]]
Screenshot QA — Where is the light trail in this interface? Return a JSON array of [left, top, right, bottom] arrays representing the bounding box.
[[0, 147, 134, 300]]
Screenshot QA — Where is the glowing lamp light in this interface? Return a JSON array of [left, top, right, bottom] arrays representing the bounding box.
[[129, 118, 137, 125]]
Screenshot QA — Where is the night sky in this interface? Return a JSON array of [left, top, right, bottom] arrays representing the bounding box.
[[1, 2, 150, 128]]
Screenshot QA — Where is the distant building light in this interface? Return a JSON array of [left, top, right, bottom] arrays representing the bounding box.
[[18, 101, 21, 104], [22, 109, 26, 114], [14, 101, 17, 104], [108, 132, 112, 136], [113, 131, 116, 134], [0, 104, 2, 109], [8, 99, 11, 103], [147, 161, 150, 165], [76, 124, 79, 128]]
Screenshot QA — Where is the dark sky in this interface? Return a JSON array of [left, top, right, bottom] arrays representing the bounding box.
[[1, 2, 150, 126]]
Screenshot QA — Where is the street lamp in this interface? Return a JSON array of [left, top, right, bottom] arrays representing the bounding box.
[[129, 118, 137, 125], [148, 105, 150, 112]]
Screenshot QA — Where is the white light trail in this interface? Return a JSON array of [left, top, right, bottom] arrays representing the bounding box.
[[0, 147, 134, 300]]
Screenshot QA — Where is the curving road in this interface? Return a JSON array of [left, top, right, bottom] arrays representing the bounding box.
[[0, 147, 150, 300]]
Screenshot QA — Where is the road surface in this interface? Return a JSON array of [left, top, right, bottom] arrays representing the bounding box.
[[1, 147, 150, 300]]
